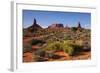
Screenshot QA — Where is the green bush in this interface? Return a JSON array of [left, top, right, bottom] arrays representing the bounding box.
[[63, 41, 74, 55], [70, 44, 83, 55], [44, 41, 63, 51], [43, 41, 74, 56], [42, 40, 86, 56]]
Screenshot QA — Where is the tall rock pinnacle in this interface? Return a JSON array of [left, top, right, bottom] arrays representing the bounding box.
[[33, 18, 37, 25], [77, 22, 81, 29], [27, 18, 42, 32], [77, 22, 82, 31]]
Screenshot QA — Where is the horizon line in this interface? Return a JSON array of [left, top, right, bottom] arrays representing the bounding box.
[[23, 22, 91, 29]]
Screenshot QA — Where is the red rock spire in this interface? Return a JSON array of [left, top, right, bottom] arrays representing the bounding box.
[[77, 22, 81, 28], [33, 18, 37, 25]]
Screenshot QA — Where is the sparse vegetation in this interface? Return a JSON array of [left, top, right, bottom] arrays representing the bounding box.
[[30, 39, 45, 46], [23, 20, 91, 62], [23, 43, 32, 53]]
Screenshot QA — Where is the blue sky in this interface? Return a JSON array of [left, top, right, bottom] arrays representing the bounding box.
[[23, 10, 91, 29]]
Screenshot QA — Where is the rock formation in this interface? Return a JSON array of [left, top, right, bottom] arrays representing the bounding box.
[[77, 22, 82, 29], [77, 22, 82, 31], [27, 18, 42, 32], [48, 23, 64, 29]]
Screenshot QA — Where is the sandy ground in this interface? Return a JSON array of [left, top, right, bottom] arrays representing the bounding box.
[[23, 51, 91, 62]]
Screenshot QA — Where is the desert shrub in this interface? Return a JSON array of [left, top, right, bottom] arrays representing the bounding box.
[[35, 57, 48, 62], [63, 40, 85, 55], [23, 44, 32, 53], [35, 49, 46, 57], [34, 49, 48, 62], [46, 52, 54, 58], [71, 40, 91, 52], [43, 40, 88, 56], [63, 41, 74, 55], [50, 54, 62, 59], [75, 40, 83, 46], [82, 41, 91, 51], [43, 41, 74, 56], [70, 44, 83, 55], [30, 39, 45, 45], [51, 42, 63, 51], [46, 52, 61, 59], [44, 41, 63, 51], [71, 27, 77, 32]]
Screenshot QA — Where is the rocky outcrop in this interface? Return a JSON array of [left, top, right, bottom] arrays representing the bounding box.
[[48, 23, 64, 29], [27, 18, 42, 32], [77, 22, 82, 30]]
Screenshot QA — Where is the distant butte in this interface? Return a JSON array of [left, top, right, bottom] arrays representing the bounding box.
[[48, 23, 64, 29]]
